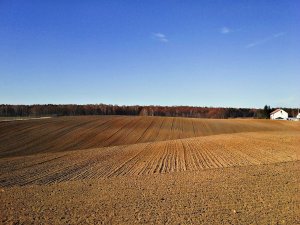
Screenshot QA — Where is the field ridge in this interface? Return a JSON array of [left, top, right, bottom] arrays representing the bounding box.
[[1, 130, 299, 187], [1, 116, 299, 158]]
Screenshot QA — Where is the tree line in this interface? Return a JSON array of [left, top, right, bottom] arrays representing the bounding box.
[[0, 104, 298, 119]]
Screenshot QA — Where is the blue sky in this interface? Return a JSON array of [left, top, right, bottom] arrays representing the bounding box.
[[0, 0, 299, 108]]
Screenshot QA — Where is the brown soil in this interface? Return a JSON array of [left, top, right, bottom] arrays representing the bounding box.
[[0, 116, 299, 158], [0, 116, 299, 224]]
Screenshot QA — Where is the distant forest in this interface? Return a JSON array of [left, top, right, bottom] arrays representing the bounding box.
[[1, 104, 299, 119]]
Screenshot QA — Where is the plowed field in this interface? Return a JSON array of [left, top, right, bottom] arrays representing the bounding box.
[[0, 116, 299, 157], [1, 116, 299, 224]]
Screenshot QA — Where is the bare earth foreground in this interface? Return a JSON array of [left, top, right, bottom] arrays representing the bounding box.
[[0, 116, 299, 224]]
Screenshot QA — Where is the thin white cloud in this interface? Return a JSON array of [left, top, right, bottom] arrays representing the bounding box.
[[246, 32, 286, 48], [152, 32, 169, 43], [273, 32, 286, 38], [220, 26, 231, 34]]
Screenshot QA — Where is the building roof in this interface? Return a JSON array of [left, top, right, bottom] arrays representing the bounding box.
[[270, 109, 282, 115]]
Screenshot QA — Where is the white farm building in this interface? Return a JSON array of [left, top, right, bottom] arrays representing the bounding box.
[[270, 109, 288, 120]]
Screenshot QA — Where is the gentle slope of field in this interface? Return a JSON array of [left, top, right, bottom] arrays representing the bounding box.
[[0, 115, 299, 158], [1, 116, 299, 224], [1, 131, 299, 187]]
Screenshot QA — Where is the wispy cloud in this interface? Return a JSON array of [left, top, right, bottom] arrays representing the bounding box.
[[220, 26, 231, 34], [246, 32, 286, 48], [152, 33, 168, 43]]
